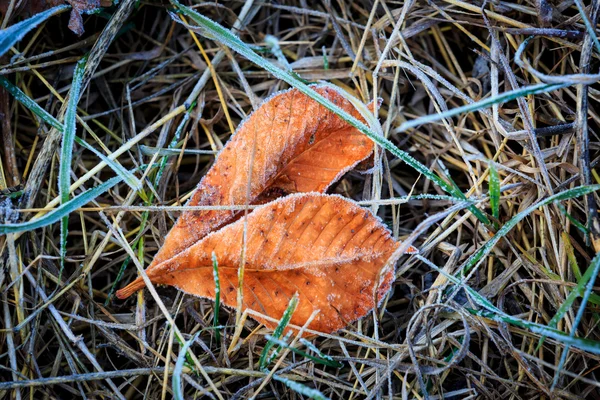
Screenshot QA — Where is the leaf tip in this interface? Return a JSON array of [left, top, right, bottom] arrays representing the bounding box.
[[404, 245, 419, 254], [115, 277, 145, 300]]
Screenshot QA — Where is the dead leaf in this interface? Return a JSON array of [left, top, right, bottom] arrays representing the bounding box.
[[66, 0, 101, 36], [0, 0, 109, 36], [149, 85, 375, 270], [117, 193, 417, 333]]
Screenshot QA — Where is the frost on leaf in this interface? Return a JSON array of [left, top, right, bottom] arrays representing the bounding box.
[[116, 193, 417, 334], [148, 85, 375, 271]]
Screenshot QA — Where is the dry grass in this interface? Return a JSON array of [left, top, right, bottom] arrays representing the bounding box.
[[1, 0, 600, 398]]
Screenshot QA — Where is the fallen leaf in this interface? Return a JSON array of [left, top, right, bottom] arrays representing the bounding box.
[[149, 85, 375, 270], [117, 193, 417, 333], [0, 0, 110, 36], [66, 0, 101, 36]]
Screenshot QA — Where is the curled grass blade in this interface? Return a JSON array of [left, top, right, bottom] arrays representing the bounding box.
[[0, 176, 123, 234], [574, 0, 600, 55], [0, 5, 70, 57], [168, 0, 490, 225]]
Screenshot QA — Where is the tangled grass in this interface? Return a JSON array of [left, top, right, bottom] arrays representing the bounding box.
[[1, 0, 600, 398]]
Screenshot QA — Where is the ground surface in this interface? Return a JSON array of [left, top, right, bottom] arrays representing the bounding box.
[[1, 0, 600, 399]]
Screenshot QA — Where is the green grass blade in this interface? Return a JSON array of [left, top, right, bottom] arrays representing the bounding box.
[[458, 184, 600, 276], [212, 252, 221, 343], [0, 76, 141, 191], [75, 138, 142, 190], [537, 255, 600, 350], [0, 76, 63, 130], [574, 0, 600, 55], [299, 338, 343, 367], [473, 306, 600, 354], [397, 82, 568, 132], [562, 232, 582, 280], [551, 250, 600, 387], [264, 335, 343, 368], [59, 56, 87, 273], [0, 176, 123, 234], [173, 332, 200, 400], [272, 375, 329, 400], [557, 203, 588, 235], [139, 145, 216, 157], [0, 5, 70, 57], [489, 163, 500, 224], [168, 0, 490, 225], [259, 293, 299, 370], [106, 256, 131, 306]]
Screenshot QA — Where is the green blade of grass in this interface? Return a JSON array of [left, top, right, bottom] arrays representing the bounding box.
[[59, 56, 87, 273], [0, 175, 123, 234], [264, 335, 343, 368], [168, 0, 490, 226], [0, 76, 63, 130], [0, 76, 141, 191], [574, 0, 600, 55], [272, 375, 330, 400], [173, 332, 200, 400], [139, 144, 216, 157], [265, 331, 292, 367], [212, 252, 221, 343], [60, 56, 88, 198], [562, 232, 582, 280], [0, 5, 70, 57], [458, 184, 600, 276], [551, 248, 600, 388], [397, 82, 568, 132], [471, 306, 600, 354], [537, 254, 600, 350], [557, 203, 588, 235], [489, 163, 500, 226], [259, 293, 299, 371], [299, 338, 343, 367]]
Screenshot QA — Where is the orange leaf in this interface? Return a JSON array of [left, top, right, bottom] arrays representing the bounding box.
[[117, 194, 417, 333], [149, 85, 374, 270]]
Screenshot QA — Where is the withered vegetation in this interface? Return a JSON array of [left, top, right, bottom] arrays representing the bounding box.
[[1, 0, 600, 399]]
